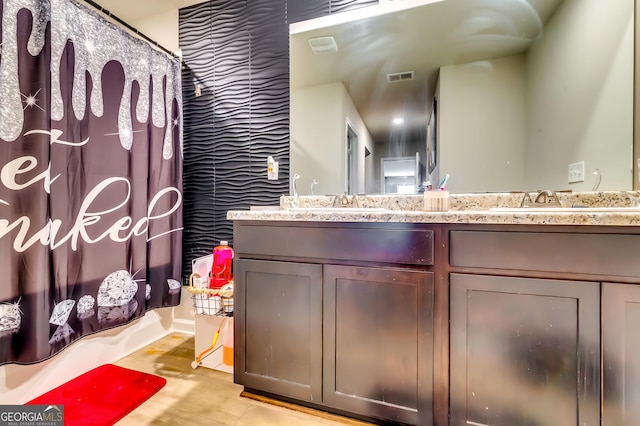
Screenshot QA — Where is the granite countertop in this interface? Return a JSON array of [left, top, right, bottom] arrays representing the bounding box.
[[226, 191, 640, 227]]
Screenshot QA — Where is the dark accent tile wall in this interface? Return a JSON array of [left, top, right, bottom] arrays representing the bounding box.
[[179, 0, 378, 282]]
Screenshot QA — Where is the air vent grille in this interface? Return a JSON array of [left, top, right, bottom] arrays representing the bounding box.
[[308, 36, 338, 54], [387, 71, 415, 83]]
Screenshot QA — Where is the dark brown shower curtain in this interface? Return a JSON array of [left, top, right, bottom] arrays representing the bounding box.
[[0, 0, 183, 365]]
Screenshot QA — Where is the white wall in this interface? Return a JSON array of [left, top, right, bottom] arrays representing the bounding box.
[[439, 55, 526, 193], [0, 288, 195, 404], [291, 84, 344, 195], [524, 0, 633, 191], [439, 0, 633, 193], [130, 9, 180, 53], [291, 82, 374, 195], [340, 84, 375, 194]]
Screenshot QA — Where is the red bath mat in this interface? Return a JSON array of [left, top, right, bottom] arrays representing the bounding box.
[[26, 364, 166, 425]]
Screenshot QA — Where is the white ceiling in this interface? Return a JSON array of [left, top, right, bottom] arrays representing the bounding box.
[[291, 0, 564, 143], [88, 0, 205, 23]]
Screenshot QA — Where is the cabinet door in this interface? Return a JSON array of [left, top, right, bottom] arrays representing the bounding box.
[[603, 283, 640, 426], [235, 259, 322, 402], [450, 274, 599, 426], [323, 265, 434, 425]]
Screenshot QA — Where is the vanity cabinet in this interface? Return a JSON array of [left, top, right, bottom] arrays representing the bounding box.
[[323, 265, 433, 424], [232, 219, 640, 425], [234, 259, 323, 402], [449, 274, 600, 426], [602, 283, 640, 426], [233, 221, 436, 425], [448, 226, 640, 426]]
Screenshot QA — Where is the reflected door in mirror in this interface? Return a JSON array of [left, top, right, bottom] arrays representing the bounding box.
[[381, 154, 419, 194]]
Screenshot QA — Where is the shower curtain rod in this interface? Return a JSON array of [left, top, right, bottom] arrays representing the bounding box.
[[79, 0, 181, 59]]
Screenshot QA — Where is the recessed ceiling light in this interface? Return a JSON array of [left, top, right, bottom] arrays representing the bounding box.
[[393, 117, 404, 125]]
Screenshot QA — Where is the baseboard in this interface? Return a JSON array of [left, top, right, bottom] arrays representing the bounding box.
[[240, 391, 373, 425], [171, 318, 195, 335], [108, 329, 174, 364]]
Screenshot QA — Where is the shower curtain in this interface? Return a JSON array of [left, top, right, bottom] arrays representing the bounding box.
[[0, 0, 183, 365]]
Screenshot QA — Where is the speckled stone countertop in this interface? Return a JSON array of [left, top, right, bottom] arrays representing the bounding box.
[[226, 191, 640, 226]]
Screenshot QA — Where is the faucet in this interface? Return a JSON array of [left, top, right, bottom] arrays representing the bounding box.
[[533, 190, 561, 206], [517, 190, 562, 208], [331, 192, 360, 208], [291, 173, 300, 208], [519, 192, 533, 208], [592, 168, 602, 191]]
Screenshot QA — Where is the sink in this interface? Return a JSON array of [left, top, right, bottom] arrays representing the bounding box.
[[288, 207, 388, 212], [489, 207, 640, 213]]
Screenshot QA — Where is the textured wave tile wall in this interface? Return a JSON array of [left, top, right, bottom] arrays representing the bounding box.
[[179, 2, 217, 279], [179, 0, 378, 281], [330, 0, 378, 14], [249, 0, 290, 215]]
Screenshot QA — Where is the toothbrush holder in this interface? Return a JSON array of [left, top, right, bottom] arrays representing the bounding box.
[[423, 190, 450, 211]]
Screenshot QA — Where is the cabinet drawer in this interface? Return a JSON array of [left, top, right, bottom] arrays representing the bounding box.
[[235, 223, 434, 265], [450, 230, 640, 278]]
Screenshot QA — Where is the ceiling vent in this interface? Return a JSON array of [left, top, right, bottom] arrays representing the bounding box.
[[308, 36, 338, 54], [387, 71, 415, 83]]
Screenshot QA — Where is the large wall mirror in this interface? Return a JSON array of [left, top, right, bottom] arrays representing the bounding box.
[[290, 0, 636, 195]]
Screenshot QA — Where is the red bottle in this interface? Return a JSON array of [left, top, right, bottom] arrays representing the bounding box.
[[210, 241, 233, 289]]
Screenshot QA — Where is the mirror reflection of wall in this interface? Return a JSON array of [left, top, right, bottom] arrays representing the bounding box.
[[290, 0, 635, 195], [291, 82, 375, 195], [439, 0, 633, 193]]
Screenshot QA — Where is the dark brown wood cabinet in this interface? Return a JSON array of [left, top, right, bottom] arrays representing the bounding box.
[[233, 222, 437, 425], [603, 283, 640, 426], [234, 259, 323, 402], [323, 265, 434, 425], [232, 221, 640, 425], [448, 226, 640, 426], [450, 274, 600, 426]]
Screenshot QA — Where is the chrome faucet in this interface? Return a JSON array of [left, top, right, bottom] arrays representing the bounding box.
[[533, 190, 561, 206], [592, 168, 602, 191], [291, 173, 300, 208], [517, 190, 562, 208], [519, 192, 533, 208], [331, 192, 361, 208], [311, 179, 319, 196]]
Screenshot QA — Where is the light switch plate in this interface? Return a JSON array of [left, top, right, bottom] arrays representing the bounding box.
[[568, 161, 585, 183]]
